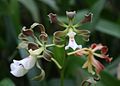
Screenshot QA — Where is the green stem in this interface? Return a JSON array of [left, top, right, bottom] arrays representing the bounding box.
[[60, 51, 67, 86], [60, 69, 64, 86]]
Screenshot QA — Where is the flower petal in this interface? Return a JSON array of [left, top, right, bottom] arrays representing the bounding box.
[[20, 56, 36, 70], [39, 32, 48, 43], [31, 23, 45, 34], [18, 33, 28, 41], [53, 31, 66, 47], [92, 44, 103, 52], [28, 42, 39, 50], [22, 27, 33, 36], [48, 13, 57, 23], [66, 11, 76, 19], [101, 55, 112, 62], [91, 43, 97, 49], [18, 41, 28, 49], [101, 46, 108, 54], [29, 48, 43, 56], [92, 57, 104, 74], [82, 60, 89, 68], [13, 56, 36, 70], [80, 12, 93, 24], [82, 60, 95, 75], [74, 29, 90, 41], [43, 50, 53, 61], [10, 63, 28, 77], [65, 31, 82, 50]]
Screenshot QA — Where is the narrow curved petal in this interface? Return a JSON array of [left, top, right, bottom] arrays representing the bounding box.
[[22, 27, 33, 36], [53, 30, 67, 46], [82, 60, 89, 68], [92, 57, 104, 74], [80, 12, 93, 24], [48, 13, 57, 23], [29, 48, 43, 56], [100, 55, 112, 62], [92, 44, 103, 52], [82, 60, 95, 75], [101, 46, 108, 54], [43, 50, 53, 61], [31, 23, 45, 33], [74, 29, 90, 41]]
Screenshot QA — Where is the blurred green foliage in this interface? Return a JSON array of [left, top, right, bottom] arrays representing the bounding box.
[[0, 0, 120, 86]]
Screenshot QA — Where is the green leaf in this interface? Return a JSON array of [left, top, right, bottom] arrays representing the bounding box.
[[106, 56, 120, 75], [53, 46, 66, 66], [0, 78, 15, 86], [18, 0, 40, 21], [40, 0, 59, 11], [48, 79, 74, 86], [96, 19, 120, 38], [9, 0, 21, 34], [101, 71, 120, 86], [0, 0, 9, 15]]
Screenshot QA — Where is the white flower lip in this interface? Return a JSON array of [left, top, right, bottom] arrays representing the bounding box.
[[10, 55, 37, 77], [13, 55, 36, 70], [65, 31, 82, 50], [10, 62, 28, 77]]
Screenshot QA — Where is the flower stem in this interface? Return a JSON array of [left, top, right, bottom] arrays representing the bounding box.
[[60, 69, 64, 86], [60, 51, 67, 86]]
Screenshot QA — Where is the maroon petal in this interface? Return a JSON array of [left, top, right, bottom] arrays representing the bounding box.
[[101, 55, 112, 63], [80, 12, 93, 24], [28, 43, 39, 50], [101, 46, 108, 54], [48, 13, 57, 23], [31, 24, 45, 34], [22, 27, 33, 36], [43, 50, 53, 61], [92, 44, 104, 52], [91, 43, 97, 49], [39, 32, 48, 42]]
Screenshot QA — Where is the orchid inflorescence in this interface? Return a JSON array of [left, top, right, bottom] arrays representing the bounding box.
[[10, 11, 112, 84]]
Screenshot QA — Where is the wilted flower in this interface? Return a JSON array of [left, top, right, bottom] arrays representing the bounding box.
[[72, 43, 112, 74]]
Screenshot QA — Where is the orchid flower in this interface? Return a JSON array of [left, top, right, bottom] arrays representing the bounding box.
[[10, 23, 61, 79], [68, 43, 112, 75], [48, 11, 91, 48]]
